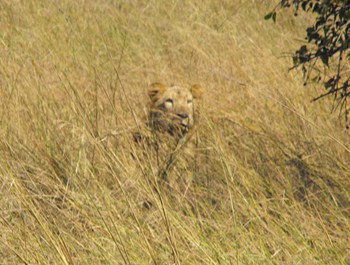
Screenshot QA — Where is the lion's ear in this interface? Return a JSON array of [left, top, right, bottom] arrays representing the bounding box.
[[148, 83, 167, 102], [190, 84, 204, 99]]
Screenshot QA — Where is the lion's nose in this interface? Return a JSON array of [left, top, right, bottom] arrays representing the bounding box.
[[177, 113, 188, 119]]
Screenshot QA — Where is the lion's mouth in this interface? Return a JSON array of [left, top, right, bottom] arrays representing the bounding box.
[[167, 121, 189, 136], [180, 123, 189, 134]]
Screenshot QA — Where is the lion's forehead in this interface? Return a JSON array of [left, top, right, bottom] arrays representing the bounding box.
[[162, 86, 192, 100]]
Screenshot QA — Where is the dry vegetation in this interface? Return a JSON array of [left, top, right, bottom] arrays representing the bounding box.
[[1, 0, 349, 264]]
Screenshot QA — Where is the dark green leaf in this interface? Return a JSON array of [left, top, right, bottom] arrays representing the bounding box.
[[272, 12, 277, 23], [301, 2, 307, 11], [264, 12, 273, 20]]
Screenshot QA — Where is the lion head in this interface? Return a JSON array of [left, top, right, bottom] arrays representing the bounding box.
[[147, 82, 203, 136]]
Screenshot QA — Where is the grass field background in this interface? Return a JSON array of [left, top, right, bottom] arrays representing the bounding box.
[[1, 0, 349, 264]]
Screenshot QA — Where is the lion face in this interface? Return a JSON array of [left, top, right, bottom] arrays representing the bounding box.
[[148, 83, 203, 136]]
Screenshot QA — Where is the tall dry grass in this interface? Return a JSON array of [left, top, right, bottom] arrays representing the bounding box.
[[1, 0, 349, 264]]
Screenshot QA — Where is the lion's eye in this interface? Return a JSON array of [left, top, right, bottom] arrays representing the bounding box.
[[187, 99, 193, 104], [164, 99, 173, 109]]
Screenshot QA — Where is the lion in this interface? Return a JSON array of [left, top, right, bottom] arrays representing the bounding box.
[[133, 82, 204, 191], [146, 82, 203, 137]]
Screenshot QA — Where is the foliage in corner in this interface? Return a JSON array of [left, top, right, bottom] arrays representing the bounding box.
[[266, 0, 350, 123]]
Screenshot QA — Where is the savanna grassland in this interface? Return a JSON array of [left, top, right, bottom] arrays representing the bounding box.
[[1, 0, 349, 264]]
